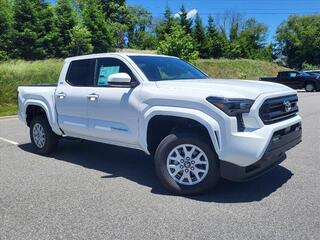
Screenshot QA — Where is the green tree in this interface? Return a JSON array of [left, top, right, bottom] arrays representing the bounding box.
[[0, 0, 13, 60], [276, 15, 320, 68], [155, 5, 176, 42], [163, 5, 175, 34], [179, 5, 192, 34], [68, 24, 93, 56], [157, 24, 198, 63], [54, 0, 78, 57], [127, 6, 154, 49], [82, 0, 114, 53], [238, 18, 268, 59], [12, 0, 57, 59], [192, 13, 206, 58], [205, 15, 224, 58], [100, 0, 127, 23], [99, 0, 129, 47], [229, 21, 240, 42]]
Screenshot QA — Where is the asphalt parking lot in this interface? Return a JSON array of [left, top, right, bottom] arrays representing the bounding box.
[[1, 92, 319, 240]]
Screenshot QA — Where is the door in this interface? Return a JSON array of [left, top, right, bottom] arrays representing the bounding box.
[[280, 72, 301, 89], [287, 72, 304, 89], [55, 59, 95, 137], [87, 57, 140, 146]]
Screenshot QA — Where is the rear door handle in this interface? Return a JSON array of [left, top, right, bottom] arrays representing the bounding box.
[[87, 93, 99, 101], [56, 92, 66, 99]]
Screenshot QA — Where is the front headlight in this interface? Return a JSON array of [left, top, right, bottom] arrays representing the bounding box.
[[206, 97, 254, 116]]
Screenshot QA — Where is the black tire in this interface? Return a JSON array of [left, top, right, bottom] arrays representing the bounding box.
[[154, 130, 220, 195], [305, 83, 315, 92], [30, 115, 59, 154]]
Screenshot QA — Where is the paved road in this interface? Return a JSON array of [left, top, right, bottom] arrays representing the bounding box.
[[1, 92, 320, 240]]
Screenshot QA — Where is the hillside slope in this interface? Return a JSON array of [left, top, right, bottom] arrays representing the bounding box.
[[197, 59, 289, 80], [0, 58, 289, 116]]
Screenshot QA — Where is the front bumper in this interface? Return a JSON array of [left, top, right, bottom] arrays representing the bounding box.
[[220, 122, 302, 181]]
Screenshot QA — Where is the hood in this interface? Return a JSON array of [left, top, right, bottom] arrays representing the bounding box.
[[155, 79, 294, 99]]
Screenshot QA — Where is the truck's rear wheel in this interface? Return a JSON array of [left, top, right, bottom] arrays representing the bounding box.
[[30, 115, 59, 154], [154, 131, 220, 195], [305, 83, 315, 92]]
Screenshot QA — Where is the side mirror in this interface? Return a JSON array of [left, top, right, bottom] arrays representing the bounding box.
[[108, 72, 131, 85]]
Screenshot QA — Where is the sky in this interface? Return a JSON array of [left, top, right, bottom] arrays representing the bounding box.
[[49, 0, 320, 42], [127, 0, 320, 42]]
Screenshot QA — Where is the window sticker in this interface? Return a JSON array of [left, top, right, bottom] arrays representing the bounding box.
[[290, 72, 297, 78], [97, 66, 120, 85]]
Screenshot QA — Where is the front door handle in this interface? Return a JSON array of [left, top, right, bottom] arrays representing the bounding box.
[[87, 93, 99, 101], [56, 92, 66, 99]]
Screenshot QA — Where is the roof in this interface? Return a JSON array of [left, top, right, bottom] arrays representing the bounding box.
[[65, 52, 176, 62]]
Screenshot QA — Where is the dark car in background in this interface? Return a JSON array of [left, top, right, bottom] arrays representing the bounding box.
[[260, 71, 320, 92], [304, 70, 320, 76]]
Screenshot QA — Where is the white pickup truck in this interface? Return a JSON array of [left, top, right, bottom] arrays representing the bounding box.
[[18, 53, 302, 195]]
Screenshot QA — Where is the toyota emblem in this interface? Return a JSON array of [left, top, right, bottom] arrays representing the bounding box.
[[284, 100, 292, 112]]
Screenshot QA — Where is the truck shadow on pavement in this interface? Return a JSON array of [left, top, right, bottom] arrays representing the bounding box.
[[19, 139, 293, 203]]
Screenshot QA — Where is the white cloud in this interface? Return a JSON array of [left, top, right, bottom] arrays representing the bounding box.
[[187, 9, 198, 19], [174, 9, 198, 19], [174, 12, 181, 18]]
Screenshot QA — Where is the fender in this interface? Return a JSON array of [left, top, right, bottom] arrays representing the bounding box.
[[139, 106, 221, 156], [23, 99, 63, 135]]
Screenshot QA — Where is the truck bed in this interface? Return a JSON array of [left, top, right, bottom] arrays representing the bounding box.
[[18, 85, 58, 130]]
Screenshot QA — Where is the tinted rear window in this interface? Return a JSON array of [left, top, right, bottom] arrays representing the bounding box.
[[66, 59, 95, 86]]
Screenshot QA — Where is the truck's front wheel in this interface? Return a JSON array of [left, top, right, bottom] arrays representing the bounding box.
[[30, 115, 59, 154], [154, 131, 220, 195]]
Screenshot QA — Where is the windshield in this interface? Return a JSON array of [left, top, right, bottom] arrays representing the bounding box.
[[299, 71, 310, 77], [129, 55, 208, 81], [306, 71, 320, 76]]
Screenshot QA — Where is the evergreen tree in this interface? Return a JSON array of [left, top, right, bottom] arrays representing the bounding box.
[[0, 0, 13, 60], [100, 0, 127, 23], [179, 5, 192, 34], [205, 15, 224, 58], [192, 13, 206, 58], [55, 0, 78, 57], [12, 0, 57, 59], [155, 5, 175, 42], [163, 5, 174, 34], [82, 0, 114, 53], [99, 0, 129, 47]]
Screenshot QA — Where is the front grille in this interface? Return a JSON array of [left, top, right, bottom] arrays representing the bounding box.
[[259, 95, 298, 124]]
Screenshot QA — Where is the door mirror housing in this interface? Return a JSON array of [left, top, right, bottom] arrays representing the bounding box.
[[108, 72, 131, 85]]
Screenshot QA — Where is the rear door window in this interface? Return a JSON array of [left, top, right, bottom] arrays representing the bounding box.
[[66, 59, 95, 86]]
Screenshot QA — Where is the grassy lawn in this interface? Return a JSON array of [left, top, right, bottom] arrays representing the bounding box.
[[0, 59, 63, 116], [0, 58, 289, 116], [0, 105, 17, 117], [196, 58, 289, 79]]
